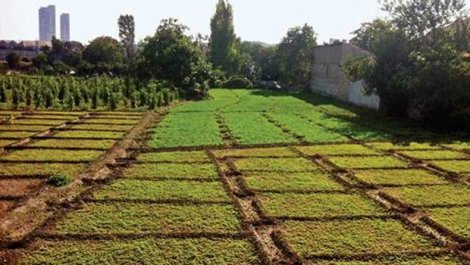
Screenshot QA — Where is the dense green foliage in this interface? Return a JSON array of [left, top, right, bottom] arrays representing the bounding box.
[[118, 15, 136, 63]]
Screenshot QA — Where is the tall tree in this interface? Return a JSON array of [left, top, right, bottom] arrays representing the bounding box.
[[276, 24, 317, 88], [209, 0, 241, 74], [118, 15, 136, 62]]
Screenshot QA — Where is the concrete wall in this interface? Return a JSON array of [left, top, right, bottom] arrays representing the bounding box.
[[311, 43, 380, 110]]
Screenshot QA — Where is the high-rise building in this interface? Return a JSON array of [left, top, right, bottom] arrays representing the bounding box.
[[39, 5, 56, 41], [60, 13, 70, 42]]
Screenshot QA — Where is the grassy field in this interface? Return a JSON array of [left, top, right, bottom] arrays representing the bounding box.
[[1, 89, 469, 264]]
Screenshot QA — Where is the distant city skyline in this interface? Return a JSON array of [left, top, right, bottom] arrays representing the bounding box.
[[60, 13, 70, 42], [2, 0, 470, 45], [38, 5, 55, 41]]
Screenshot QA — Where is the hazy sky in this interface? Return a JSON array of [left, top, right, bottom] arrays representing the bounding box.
[[1, 0, 395, 44]]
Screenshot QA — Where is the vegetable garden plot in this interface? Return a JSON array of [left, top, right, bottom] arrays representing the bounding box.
[[328, 156, 409, 169], [381, 184, 470, 207], [123, 163, 219, 180], [366, 142, 442, 151], [93, 179, 231, 203], [0, 125, 52, 132], [28, 139, 116, 150], [0, 131, 36, 139], [308, 255, 463, 264], [353, 169, 448, 186], [0, 140, 15, 147], [296, 144, 380, 156], [13, 119, 70, 126], [94, 112, 143, 116], [222, 112, 297, 145], [0, 179, 43, 197], [21, 238, 260, 265], [424, 207, 470, 239], [21, 115, 81, 120], [137, 151, 211, 163], [81, 119, 139, 125], [429, 160, 470, 173], [44, 202, 242, 235], [243, 171, 344, 192], [233, 158, 320, 172], [149, 112, 223, 148], [398, 150, 469, 160], [51, 130, 124, 139], [69, 124, 133, 131], [281, 219, 440, 258], [443, 141, 470, 152], [212, 147, 297, 158], [320, 117, 392, 141], [1, 149, 103, 162], [0, 163, 87, 177], [257, 192, 387, 219], [268, 113, 348, 143]]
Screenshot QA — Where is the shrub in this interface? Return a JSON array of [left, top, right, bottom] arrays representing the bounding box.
[[223, 75, 253, 88], [47, 175, 71, 187]]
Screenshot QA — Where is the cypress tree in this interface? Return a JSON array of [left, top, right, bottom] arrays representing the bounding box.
[[11, 88, 19, 108], [0, 83, 6, 102]]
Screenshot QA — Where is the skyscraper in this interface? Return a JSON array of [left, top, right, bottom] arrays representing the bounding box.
[[39, 5, 56, 41], [60, 13, 70, 42]]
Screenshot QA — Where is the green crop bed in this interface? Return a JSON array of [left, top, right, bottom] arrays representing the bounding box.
[[13, 119, 69, 125], [70, 124, 133, 131], [29, 139, 116, 149], [328, 156, 408, 169], [258, 192, 386, 218], [22, 238, 260, 265], [149, 112, 223, 148], [309, 255, 462, 265], [430, 160, 470, 173], [282, 219, 439, 257], [2, 149, 103, 162], [137, 151, 211, 163], [296, 144, 380, 156], [0, 163, 87, 177], [0, 125, 51, 131], [425, 207, 470, 239], [223, 112, 297, 145], [243, 171, 344, 192], [269, 113, 348, 143], [399, 150, 468, 160], [123, 163, 219, 180], [82, 119, 138, 125], [22, 115, 80, 120], [0, 131, 35, 139], [353, 169, 448, 186], [443, 141, 470, 151], [213, 147, 297, 158], [367, 142, 442, 151], [0, 140, 15, 147], [52, 130, 124, 139], [381, 184, 470, 207], [46, 202, 242, 235], [93, 179, 230, 202], [233, 158, 319, 172]]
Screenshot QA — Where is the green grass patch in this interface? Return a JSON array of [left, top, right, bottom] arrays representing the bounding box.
[[149, 112, 223, 148], [223, 112, 297, 145], [137, 151, 211, 163], [233, 158, 319, 172], [0, 131, 35, 139], [269, 113, 348, 143], [124, 163, 219, 180], [29, 139, 116, 149], [71, 124, 133, 131], [353, 169, 448, 186], [53, 130, 124, 139], [381, 184, 470, 207], [425, 207, 470, 239], [2, 149, 103, 162], [0, 163, 86, 177], [0, 125, 51, 131], [282, 219, 438, 257], [430, 160, 470, 173], [94, 179, 230, 202], [83, 119, 138, 125], [328, 156, 408, 169], [399, 150, 468, 160], [310, 255, 462, 264], [367, 142, 442, 151], [244, 171, 344, 192], [296, 144, 380, 156], [258, 192, 386, 218], [22, 238, 259, 265], [47, 202, 242, 235], [213, 147, 297, 158]]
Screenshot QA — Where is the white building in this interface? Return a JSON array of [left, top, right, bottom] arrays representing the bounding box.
[[39, 5, 56, 42], [60, 13, 70, 42]]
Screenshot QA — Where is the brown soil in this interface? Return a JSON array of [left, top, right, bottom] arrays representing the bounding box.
[[0, 180, 43, 198]]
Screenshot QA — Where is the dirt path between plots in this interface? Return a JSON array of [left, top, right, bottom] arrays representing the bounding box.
[[0, 111, 162, 248]]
